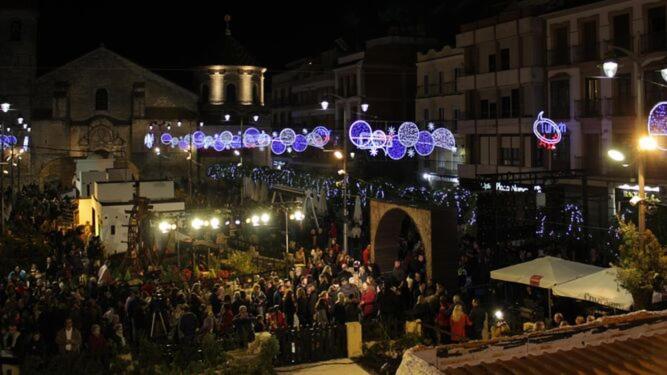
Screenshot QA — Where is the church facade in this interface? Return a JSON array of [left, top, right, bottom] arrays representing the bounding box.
[[1, 4, 268, 190]]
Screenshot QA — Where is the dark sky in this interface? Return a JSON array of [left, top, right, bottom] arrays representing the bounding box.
[[34, 1, 484, 73]]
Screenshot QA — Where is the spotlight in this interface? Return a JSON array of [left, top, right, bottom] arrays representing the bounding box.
[[334, 150, 343, 159], [494, 310, 504, 320], [210, 217, 220, 229], [260, 213, 270, 224]]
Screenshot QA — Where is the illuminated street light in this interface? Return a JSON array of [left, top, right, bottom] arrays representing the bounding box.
[[224, 114, 231, 122], [662, 68, 667, 83], [260, 212, 270, 224], [639, 136, 658, 151], [320, 100, 329, 110], [293, 210, 304, 221], [607, 149, 626, 162], [602, 60, 618, 78], [361, 103, 369, 112], [333, 150, 343, 159], [0, 103, 9, 113], [251, 215, 260, 226], [234, 150, 240, 156], [210, 217, 220, 229], [337, 169, 346, 175], [252, 115, 259, 122], [494, 310, 504, 320], [191, 218, 204, 230]]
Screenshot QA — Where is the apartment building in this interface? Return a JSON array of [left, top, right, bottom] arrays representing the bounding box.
[[415, 45, 466, 182], [544, 0, 667, 217], [455, 7, 548, 180]]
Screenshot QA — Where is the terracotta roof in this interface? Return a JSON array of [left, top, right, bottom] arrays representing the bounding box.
[[401, 311, 667, 375]]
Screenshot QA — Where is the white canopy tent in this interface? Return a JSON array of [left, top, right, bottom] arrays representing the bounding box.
[[552, 267, 633, 310], [490, 256, 603, 289]]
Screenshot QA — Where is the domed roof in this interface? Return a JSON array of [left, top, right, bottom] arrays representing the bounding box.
[[202, 15, 261, 67]]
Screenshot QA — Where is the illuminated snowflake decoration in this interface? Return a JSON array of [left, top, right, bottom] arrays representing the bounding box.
[[348, 120, 456, 160]]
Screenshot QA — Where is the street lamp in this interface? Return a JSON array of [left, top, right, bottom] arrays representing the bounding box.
[[607, 149, 626, 162], [601, 46, 667, 244]]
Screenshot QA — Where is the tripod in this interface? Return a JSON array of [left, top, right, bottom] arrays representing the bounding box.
[[150, 309, 168, 338]]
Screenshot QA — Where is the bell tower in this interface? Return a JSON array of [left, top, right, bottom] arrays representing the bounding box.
[[0, 1, 38, 119]]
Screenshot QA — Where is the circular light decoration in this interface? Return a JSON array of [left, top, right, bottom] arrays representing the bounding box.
[[432, 127, 456, 151], [192, 131, 206, 148], [386, 138, 407, 160], [279, 128, 297, 146], [293, 134, 308, 152], [371, 130, 387, 148], [7, 135, 17, 145], [160, 133, 172, 145], [213, 137, 225, 151], [243, 127, 260, 148], [648, 101, 667, 137], [204, 136, 215, 149], [533, 111, 562, 150], [144, 133, 155, 149], [170, 137, 179, 148], [415, 131, 435, 156], [176, 138, 187, 151], [349, 120, 373, 149], [231, 135, 243, 149], [310, 126, 330, 148], [219, 131, 233, 148], [397, 122, 420, 148], [271, 138, 287, 155], [257, 133, 272, 148]]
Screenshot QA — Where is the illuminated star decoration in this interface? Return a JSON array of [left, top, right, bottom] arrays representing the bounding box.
[[348, 120, 455, 160]]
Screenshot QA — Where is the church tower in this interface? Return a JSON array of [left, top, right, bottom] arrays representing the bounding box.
[[196, 15, 267, 125], [0, 0, 37, 120]]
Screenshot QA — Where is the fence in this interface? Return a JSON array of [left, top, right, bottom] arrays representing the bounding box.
[[273, 324, 348, 366]]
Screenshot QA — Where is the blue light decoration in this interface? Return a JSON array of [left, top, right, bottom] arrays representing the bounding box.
[[348, 120, 455, 159], [144, 126, 331, 155], [533, 111, 565, 150], [648, 101, 667, 151]]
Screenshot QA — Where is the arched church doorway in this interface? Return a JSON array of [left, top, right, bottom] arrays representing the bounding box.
[[373, 208, 425, 275]]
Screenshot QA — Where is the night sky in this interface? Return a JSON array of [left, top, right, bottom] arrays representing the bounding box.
[[31, 0, 594, 88]]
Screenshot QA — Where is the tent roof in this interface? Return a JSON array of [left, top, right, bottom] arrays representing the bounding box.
[[552, 267, 633, 310], [490, 256, 603, 289]]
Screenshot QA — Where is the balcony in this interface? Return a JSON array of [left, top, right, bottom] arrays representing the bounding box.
[[572, 43, 600, 63], [547, 48, 571, 67], [575, 99, 602, 117], [641, 32, 667, 54], [606, 97, 634, 116], [416, 82, 459, 98]]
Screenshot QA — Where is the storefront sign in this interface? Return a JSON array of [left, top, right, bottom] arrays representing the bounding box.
[[533, 111, 566, 150]]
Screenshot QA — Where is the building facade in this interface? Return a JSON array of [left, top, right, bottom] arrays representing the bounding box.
[[415, 45, 466, 183]]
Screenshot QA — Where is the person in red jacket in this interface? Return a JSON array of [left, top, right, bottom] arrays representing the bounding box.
[[266, 306, 287, 331], [362, 245, 371, 266], [449, 304, 472, 342], [359, 282, 377, 319], [435, 297, 450, 343]]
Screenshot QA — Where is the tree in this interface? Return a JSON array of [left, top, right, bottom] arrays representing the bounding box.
[[615, 217, 667, 310]]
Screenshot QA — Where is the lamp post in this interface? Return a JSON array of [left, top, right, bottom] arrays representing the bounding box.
[[283, 207, 304, 254], [601, 46, 667, 244], [320, 94, 368, 254], [0, 102, 24, 234]]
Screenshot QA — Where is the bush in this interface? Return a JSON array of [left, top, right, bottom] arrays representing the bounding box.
[[228, 250, 259, 275]]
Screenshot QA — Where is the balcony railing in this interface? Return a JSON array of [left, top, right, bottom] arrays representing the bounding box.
[[641, 32, 667, 54], [547, 48, 571, 66], [572, 43, 600, 63], [575, 99, 602, 117], [416, 82, 459, 98], [606, 97, 635, 116]]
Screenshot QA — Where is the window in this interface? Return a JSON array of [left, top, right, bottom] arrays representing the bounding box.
[[550, 80, 569, 118], [501, 96, 511, 118], [438, 72, 443, 93], [252, 84, 259, 104], [226, 84, 237, 103], [489, 102, 497, 119], [423, 108, 429, 121], [488, 54, 496, 72], [500, 136, 521, 166], [500, 49, 510, 70], [480, 100, 489, 119], [648, 6, 666, 33], [612, 13, 631, 50], [423, 75, 429, 94], [10, 20, 22, 41], [111, 225, 116, 235], [511, 89, 520, 117], [95, 89, 108, 111], [580, 20, 598, 61], [438, 108, 445, 121]]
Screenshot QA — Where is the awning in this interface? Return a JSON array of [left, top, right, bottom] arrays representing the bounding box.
[[490, 256, 603, 289], [552, 267, 633, 310]]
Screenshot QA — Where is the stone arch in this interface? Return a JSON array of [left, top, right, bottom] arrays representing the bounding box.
[[370, 199, 458, 285], [38, 157, 75, 189]]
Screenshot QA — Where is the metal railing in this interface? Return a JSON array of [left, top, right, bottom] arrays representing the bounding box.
[[575, 99, 602, 117], [641, 32, 667, 54], [417, 82, 459, 98], [572, 43, 600, 63]]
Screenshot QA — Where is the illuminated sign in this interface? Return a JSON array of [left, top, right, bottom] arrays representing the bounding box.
[[533, 111, 566, 150], [481, 182, 542, 193], [617, 184, 660, 193]]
